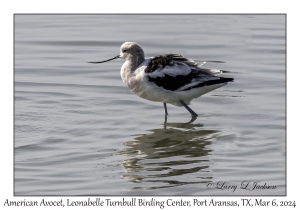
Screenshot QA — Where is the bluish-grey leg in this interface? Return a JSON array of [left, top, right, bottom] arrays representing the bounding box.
[[179, 100, 198, 117], [163, 103, 168, 116]]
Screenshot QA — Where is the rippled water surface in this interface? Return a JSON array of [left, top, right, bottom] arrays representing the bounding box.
[[15, 15, 285, 195]]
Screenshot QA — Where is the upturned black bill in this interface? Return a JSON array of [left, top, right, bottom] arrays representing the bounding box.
[[88, 55, 120, 64]]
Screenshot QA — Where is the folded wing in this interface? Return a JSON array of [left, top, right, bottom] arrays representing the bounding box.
[[146, 54, 233, 91]]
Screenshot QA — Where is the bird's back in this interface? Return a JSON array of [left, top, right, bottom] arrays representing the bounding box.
[[144, 54, 233, 92]]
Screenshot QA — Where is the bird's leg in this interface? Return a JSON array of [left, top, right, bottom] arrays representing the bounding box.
[[188, 115, 198, 123], [179, 100, 198, 117], [163, 102, 168, 116], [164, 115, 167, 128]]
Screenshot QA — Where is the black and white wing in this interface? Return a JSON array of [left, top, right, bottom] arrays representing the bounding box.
[[145, 54, 234, 91]]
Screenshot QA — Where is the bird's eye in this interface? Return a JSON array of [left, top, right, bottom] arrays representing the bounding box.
[[123, 50, 127, 53]]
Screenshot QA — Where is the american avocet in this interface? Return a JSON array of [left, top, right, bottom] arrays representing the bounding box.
[[89, 42, 234, 117]]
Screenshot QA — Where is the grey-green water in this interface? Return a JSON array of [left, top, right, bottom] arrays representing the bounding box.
[[15, 14, 285, 195]]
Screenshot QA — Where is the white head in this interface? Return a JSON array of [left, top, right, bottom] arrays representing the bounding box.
[[119, 42, 145, 61], [88, 42, 145, 66]]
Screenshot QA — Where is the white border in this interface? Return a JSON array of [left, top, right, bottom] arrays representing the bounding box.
[[1, 0, 298, 209]]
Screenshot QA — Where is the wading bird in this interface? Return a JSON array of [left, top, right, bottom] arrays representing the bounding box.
[[89, 42, 234, 117]]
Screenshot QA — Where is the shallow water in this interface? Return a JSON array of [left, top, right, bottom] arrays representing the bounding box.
[[14, 14, 285, 195]]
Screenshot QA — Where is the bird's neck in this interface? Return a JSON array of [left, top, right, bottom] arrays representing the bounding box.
[[126, 55, 145, 72], [120, 58, 144, 88]]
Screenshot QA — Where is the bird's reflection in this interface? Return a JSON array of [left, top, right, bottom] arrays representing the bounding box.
[[116, 118, 220, 189], [164, 115, 198, 128]]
